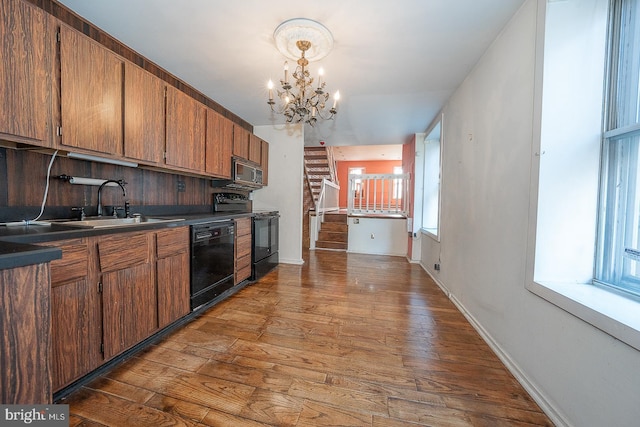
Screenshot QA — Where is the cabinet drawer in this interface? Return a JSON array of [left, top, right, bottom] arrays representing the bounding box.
[[98, 232, 151, 273], [156, 227, 189, 259], [44, 239, 88, 286], [236, 260, 251, 284], [235, 217, 252, 236], [237, 233, 252, 259]]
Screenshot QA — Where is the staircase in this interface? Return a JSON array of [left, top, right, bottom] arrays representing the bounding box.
[[315, 212, 348, 250], [304, 146, 333, 205]]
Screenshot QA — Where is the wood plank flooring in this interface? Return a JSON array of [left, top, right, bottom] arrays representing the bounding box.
[[63, 251, 553, 426]]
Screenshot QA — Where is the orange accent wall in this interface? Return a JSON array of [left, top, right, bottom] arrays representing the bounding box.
[[336, 159, 402, 208]]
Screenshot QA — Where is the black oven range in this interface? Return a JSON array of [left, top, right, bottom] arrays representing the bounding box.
[[213, 193, 279, 282]]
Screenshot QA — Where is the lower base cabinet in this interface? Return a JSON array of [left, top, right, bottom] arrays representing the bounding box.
[[0, 263, 52, 404], [235, 217, 252, 284], [156, 227, 190, 328], [45, 226, 190, 392], [98, 232, 157, 360]]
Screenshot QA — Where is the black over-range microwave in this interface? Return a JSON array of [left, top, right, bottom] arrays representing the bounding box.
[[233, 159, 263, 189], [211, 159, 263, 191]]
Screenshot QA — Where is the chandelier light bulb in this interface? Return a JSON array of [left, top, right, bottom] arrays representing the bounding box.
[[283, 61, 289, 84], [267, 80, 274, 101], [333, 90, 340, 109], [317, 68, 324, 88]]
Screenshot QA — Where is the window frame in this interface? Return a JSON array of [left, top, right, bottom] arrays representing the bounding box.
[[421, 114, 443, 240], [594, 0, 640, 298]]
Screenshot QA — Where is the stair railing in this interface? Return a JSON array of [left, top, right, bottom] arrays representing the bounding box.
[[310, 178, 340, 249], [325, 146, 338, 184], [347, 173, 410, 216]]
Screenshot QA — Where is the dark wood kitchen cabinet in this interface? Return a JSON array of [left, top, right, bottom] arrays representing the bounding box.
[[249, 134, 262, 164], [0, 0, 54, 147], [59, 24, 124, 156], [156, 226, 190, 328], [205, 108, 233, 178], [261, 139, 269, 185], [0, 262, 51, 404], [235, 217, 252, 284], [98, 232, 158, 360], [45, 238, 102, 392], [165, 85, 206, 173], [233, 125, 250, 160], [124, 61, 165, 164]]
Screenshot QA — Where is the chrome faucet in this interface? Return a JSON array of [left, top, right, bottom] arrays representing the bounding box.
[[97, 180, 127, 217]]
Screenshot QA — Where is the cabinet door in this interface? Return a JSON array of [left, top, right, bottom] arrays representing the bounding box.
[[0, 0, 53, 146], [261, 140, 269, 185], [165, 86, 206, 172], [124, 61, 165, 164], [60, 25, 123, 155], [98, 232, 157, 360], [205, 108, 233, 178], [156, 227, 190, 328], [102, 262, 156, 360], [233, 125, 250, 160], [46, 238, 102, 392], [0, 263, 51, 404], [249, 134, 262, 164]]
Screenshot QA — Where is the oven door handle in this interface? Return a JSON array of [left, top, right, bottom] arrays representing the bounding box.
[[195, 232, 213, 240]]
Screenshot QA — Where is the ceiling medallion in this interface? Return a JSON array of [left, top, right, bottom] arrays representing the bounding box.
[[267, 18, 340, 126]]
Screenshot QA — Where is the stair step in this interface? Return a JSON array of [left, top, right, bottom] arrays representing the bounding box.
[[318, 230, 348, 243], [323, 213, 348, 223], [321, 222, 348, 232], [316, 240, 348, 250]]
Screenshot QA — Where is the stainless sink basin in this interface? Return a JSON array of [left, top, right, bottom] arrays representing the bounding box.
[[51, 217, 184, 229]]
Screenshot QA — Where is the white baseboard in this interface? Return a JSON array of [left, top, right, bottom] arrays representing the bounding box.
[[419, 264, 570, 427], [279, 258, 305, 265]]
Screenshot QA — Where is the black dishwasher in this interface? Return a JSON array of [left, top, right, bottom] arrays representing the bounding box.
[[190, 220, 235, 311]]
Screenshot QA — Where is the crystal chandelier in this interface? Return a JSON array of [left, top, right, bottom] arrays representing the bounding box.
[[267, 19, 340, 126]]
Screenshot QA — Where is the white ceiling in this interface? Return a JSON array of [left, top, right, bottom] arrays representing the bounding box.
[[57, 0, 525, 155]]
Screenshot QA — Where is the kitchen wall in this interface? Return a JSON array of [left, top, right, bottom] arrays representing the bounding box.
[[419, 1, 640, 426], [251, 124, 304, 265], [0, 148, 212, 222]]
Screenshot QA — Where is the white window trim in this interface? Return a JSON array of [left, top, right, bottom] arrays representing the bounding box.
[[527, 0, 640, 352], [421, 114, 443, 241], [526, 281, 640, 351]]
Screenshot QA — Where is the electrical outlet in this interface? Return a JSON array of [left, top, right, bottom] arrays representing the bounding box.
[[177, 180, 186, 192], [434, 263, 440, 271], [370, 233, 375, 239]]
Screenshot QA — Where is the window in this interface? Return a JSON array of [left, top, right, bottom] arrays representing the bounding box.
[[595, 0, 640, 297], [349, 167, 364, 198], [422, 117, 442, 238], [392, 166, 403, 199]]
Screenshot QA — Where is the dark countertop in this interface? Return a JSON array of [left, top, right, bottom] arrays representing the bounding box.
[[0, 212, 254, 270], [0, 240, 62, 271]]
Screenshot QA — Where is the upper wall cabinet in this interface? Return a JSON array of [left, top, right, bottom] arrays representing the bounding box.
[[205, 108, 233, 178], [233, 125, 250, 160], [165, 86, 206, 173], [249, 134, 262, 164], [0, 0, 54, 147], [124, 62, 165, 164], [261, 139, 269, 185], [59, 25, 124, 156]]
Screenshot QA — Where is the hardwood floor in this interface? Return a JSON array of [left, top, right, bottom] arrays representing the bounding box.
[[63, 251, 553, 426]]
